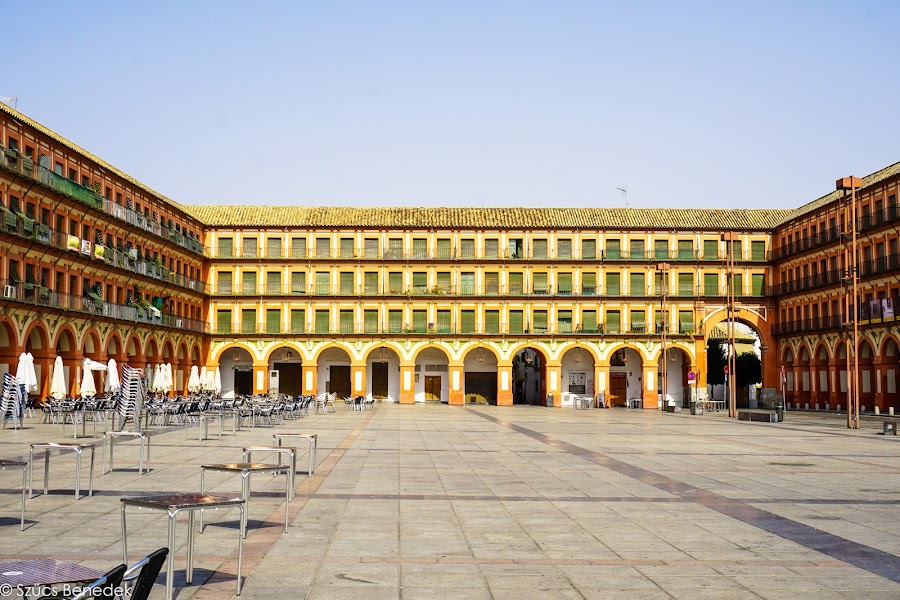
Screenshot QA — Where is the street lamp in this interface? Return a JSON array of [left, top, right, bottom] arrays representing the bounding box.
[[656, 262, 671, 410], [837, 175, 862, 429], [721, 232, 738, 418]]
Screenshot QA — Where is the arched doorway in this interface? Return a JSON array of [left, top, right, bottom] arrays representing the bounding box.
[[608, 347, 642, 407], [798, 345, 811, 405], [859, 340, 875, 410], [513, 347, 547, 405], [707, 320, 763, 408], [317, 347, 352, 397], [560, 346, 595, 403], [366, 346, 401, 402], [463, 346, 498, 404], [219, 346, 254, 397], [0, 319, 17, 381], [658, 347, 691, 407], [783, 347, 795, 406], [880, 338, 899, 412], [414, 347, 450, 403], [54, 327, 78, 397], [268, 346, 303, 396], [25, 324, 51, 400]]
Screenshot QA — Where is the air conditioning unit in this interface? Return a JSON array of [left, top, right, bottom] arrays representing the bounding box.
[[2, 285, 16, 299], [175, 319, 183, 328]]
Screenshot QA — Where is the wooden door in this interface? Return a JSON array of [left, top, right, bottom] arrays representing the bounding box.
[[609, 373, 626, 407], [371, 362, 388, 399], [274, 362, 302, 396], [424, 376, 441, 401], [234, 370, 252, 396], [329, 366, 351, 398]]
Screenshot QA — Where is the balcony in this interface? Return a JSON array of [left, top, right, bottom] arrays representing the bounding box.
[[0, 278, 206, 333]]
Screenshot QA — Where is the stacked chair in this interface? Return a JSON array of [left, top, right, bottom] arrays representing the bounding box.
[[1, 372, 23, 429], [116, 364, 148, 431]]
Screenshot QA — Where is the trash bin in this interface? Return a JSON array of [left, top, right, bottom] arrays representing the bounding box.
[[690, 401, 702, 415], [546, 393, 554, 406], [596, 392, 605, 408], [775, 400, 785, 422]]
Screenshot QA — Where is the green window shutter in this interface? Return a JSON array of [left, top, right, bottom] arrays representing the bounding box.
[[557, 310, 573, 333], [731, 240, 742, 260], [508, 272, 523, 294], [315, 237, 330, 259], [436, 272, 451, 292], [364, 310, 379, 333], [677, 240, 694, 260], [266, 309, 280, 334], [460, 239, 475, 259], [412, 272, 427, 292], [630, 310, 646, 333], [582, 310, 597, 333], [315, 310, 330, 333], [532, 310, 548, 333], [629, 272, 645, 296], [679, 310, 694, 334], [704, 273, 719, 296], [266, 271, 281, 294], [291, 237, 306, 259], [291, 271, 306, 293], [557, 239, 571, 259], [508, 310, 524, 334], [436, 239, 451, 259], [460, 310, 475, 333], [558, 272, 572, 294], [217, 272, 232, 294], [364, 272, 378, 294], [654, 239, 669, 260], [460, 272, 475, 295], [216, 309, 232, 333], [436, 310, 451, 333], [412, 238, 427, 259], [484, 272, 499, 294], [217, 238, 233, 258], [581, 239, 596, 260], [364, 238, 378, 259], [388, 310, 403, 333], [703, 239, 719, 260], [388, 238, 403, 259], [242, 271, 257, 295], [581, 272, 596, 295], [340, 238, 354, 258], [605, 239, 621, 259], [606, 310, 620, 334], [533, 272, 548, 293], [532, 239, 547, 259], [388, 272, 403, 293], [605, 272, 620, 296], [339, 310, 354, 333], [751, 240, 766, 261], [732, 273, 743, 295], [290, 309, 305, 333], [484, 239, 499, 259], [412, 310, 427, 332], [340, 272, 354, 294], [242, 238, 257, 258], [485, 310, 500, 333], [629, 240, 645, 260], [677, 273, 694, 296], [267, 237, 282, 259], [315, 271, 331, 294], [751, 273, 765, 296], [241, 309, 256, 334]]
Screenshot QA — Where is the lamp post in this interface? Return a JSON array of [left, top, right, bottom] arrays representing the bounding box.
[[837, 175, 862, 429], [721, 232, 738, 418], [657, 262, 671, 411]]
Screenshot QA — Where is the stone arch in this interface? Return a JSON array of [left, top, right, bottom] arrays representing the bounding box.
[[177, 341, 189, 363], [361, 340, 408, 364], [412, 346, 452, 403], [145, 337, 161, 362], [648, 341, 696, 364], [52, 326, 77, 357], [105, 331, 125, 361], [461, 344, 500, 405], [0, 317, 18, 379], [410, 343, 452, 364], [604, 344, 646, 407], [602, 342, 651, 363], [506, 341, 553, 364], [315, 346, 354, 397], [262, 342, 308, 364], [798, 343, 811, 365], [555, 341, 602, 365], [125, 333, 143, 362], [191, 344, 202, 364], [161, 339, 175, 362], [211, 341, 260, 364], [510, 344, 551, 406], [880, 335, 900, 359], [82, 328, 103, 359], [24, 322, 51, 359], [813, 341, 830, 363], [559, 344, 597, 401], [311, 341, 358, 364]]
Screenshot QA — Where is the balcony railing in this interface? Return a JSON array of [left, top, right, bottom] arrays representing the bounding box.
[[0, 149, 205, 256], [772, 253, 900, 298], [0, 207, 206, 293], [0, 278, 206, 333], [775, 205, 900, 261]]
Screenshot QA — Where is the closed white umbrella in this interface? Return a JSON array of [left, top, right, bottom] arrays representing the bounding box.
[[214, 367, 222, 394], [164, 363, 174, 394], [200, 366, 209, 391], [80, 358, 97, 398], [153, 364, 163, 393], [188, 365, 201, 392], [50, 356, 67, 399], [106, 358, 120, 393], [15, 353, 28, 389], [25, 352, 38, 393]]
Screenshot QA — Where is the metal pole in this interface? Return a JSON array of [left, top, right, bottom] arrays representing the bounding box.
[[851, 180, 860, 429]]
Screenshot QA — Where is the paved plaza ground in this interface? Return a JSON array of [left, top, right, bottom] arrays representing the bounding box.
[[1, 403, 899, 599]]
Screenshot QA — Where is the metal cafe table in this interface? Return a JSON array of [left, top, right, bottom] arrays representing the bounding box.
[[272, 433, 318, 475], [29, 441, 96, 500], [0, 459, 28, 530], [121, 493, 245, 600], [0, 558, 103, 596], [200, 463, 291, 537]]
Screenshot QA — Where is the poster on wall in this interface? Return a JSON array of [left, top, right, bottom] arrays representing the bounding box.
[[569, 371, 586, 394], [871, 299, 883, 320], [884, 298, 895, 320]]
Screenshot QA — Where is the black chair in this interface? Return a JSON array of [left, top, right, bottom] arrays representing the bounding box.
[[68, 563, 127, 599], [122, 547, 169, 600]]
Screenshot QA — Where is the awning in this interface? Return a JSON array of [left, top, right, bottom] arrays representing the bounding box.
[[147, 305, 161, 317], [87, 291, 103, 302]]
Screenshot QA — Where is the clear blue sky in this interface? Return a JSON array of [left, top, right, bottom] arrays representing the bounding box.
[[3, 1, 898, 209]]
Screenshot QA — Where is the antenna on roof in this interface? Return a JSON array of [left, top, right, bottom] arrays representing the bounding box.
[[0, 97, 17, 110], [617, 187, 628, 209]]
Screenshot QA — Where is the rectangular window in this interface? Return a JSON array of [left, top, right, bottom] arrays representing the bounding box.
[[732, 273, 743, 295], [508, 310, 524, 334], [750, 240, 766, 261], [291, 271, 306, 294], [484, 239, 499, 259], [364, 238, 379, 259], [703, 239, 718, 260], [217, 237, 234, 258], [677, 240, 694, 260], [340, 272, 355, 295], [731, 240, 742, 260], [459, 239, 475, 259], [533, 272, 548, 294], [654, 239, 669, 260], [388, 310, 403, 333], [388, 272, 403, 293], [704, 273, 719, 296], [436, 239, 451, 259], [388, 238, 403, 259], [241, 270, 257, 295], [339, 310, 354, 333], [412, 310, 427, 333], [581, 239, 596, 260], [315, 271, 331, 294], [557, 239, 572, 259], [412, 238, 427, 259], [315, 310, 330, 334], [291, 237, 307, 259], [484, 272, 500, 294], [581, 310, 597, 333], [216, 309, 232, 334], [629, 239, 645, 260], [267, 237, 282, 259], [363, 272, 378, 295], [364, 309, 379, 333], [460, 272, 475, 295], [436, 310, 452, 333], [557, 310, 573, 333], [630, 310, 646, 333], [606, 310, 621, 334], [751, 273, 765, 296], [436, 271, 451, 293], [241, 309, 257, 334], [315, 237, 330, 259], [509, 238, 524, 259], [340, 237, 354, 259], [508, 272, 524, 295], [557, 272, 573, 294], [290, 309, 305, 333], [679, 310, 694, 334], [266, 271, 282, 294], [532, 239, 548, 260], [217, 272, 233, 294], [677, 273, 694, 296], [532, 310, 548, 333], [242, 237, 257, 259], [605, 239, 621, 259], [629, 272, 645, 296], [605, 272, 620, 296], [484, 310, 500, 334], [266, 309, 281, 334], [582, 272, 597, 295]]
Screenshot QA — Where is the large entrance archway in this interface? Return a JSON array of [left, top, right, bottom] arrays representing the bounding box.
[[513, 347, 547, 405], [219, 346, 254, 397], [608, 347, 643, 407], [414, 347, 450, 403], [268, 346, 303, 396], [366, 346, 401, 402], [318, 347, 352, 397], [463, 346, 498, 404], [658, 347, 692, 407], [560, 346, 595, 402]]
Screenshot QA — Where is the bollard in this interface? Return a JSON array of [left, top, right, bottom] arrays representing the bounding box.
[[826, 403, 831, 411], [804, 403, 810, 410], [861, 405, 866, 413], [837, 403, 841, 412], [891, 407, 896, 416], [875, 406, 880, 415], [815, 403, 820, 411]]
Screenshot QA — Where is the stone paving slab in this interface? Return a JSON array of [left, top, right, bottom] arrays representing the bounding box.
[[0, 405, 898, 598]]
